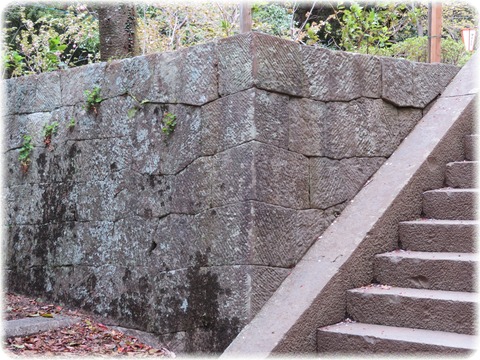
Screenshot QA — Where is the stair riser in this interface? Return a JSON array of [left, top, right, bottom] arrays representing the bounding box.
[[445, 162, 477, 189], [374, 256, 476, 292], [316, 331, 473, 354], [347, 291, 476, 335], [422, 191, 477, 220], [399, 222, 476, 252]]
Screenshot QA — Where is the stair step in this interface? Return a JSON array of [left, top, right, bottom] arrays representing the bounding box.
[[374, 251, 476, 292], [422, 188, 477, 220], [399, 219, 477, 252], [347, 286, 476, 335], [464, 134, 478, 161], [317, 322, 476, 354], [445, 161, 477, 188]]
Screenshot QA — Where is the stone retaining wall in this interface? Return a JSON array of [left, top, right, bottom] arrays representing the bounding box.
[[3, 32, 459, 353]]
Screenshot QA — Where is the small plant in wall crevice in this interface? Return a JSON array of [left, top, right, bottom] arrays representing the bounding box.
[[161, 112, 177, 137], [43, 121, 59, 150], [84, 85, 104, 114], [18, 134, 34, 173]]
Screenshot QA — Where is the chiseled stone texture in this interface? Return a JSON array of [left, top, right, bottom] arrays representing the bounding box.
[[4, 32, 458, 353]]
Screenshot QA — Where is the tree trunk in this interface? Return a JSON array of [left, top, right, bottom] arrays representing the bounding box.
[[97, 4, 139, 61]]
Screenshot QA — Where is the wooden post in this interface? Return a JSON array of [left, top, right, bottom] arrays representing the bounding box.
[[240, 3, 252, 33], [428, 2, 442, 63]]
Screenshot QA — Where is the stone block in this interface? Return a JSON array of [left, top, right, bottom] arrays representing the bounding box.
[[288, 97, 327, 156], [128, 173, 174, 219], [4, 79, 16, 115], [150, 214, 202, 271], [7, 112, 53, 151], [148, 51, 183, 103], [381, 57, 414, 107], [61, 62, 106, 106], [13, 71, 61, 113], [110, 216, 158, 265], [249, 266, 291, 317], [102, 55, 155, 99], [218, 32, 307, 97], [325, 98, 422, 158], [74, 179, 131, 222], [201, 88, 289, 155], [61, 137, 133, 183], [132, 103, 202, 175], [5, 225, 43, 268], [171, 157, 213, 214], [302, 47, 381, 101], [412, 62, 459, 108], [178, 41, 219, 105], [74, 221, 115, 264], [197, 201, 329, 268], [310, 157, 386, 209], [211, 142, 309, 209], [5, 184, 45, 225], [250, 202, 330, 267], [95, 96, 137, 138]]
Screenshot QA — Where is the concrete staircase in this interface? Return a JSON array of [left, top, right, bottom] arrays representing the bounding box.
[[317, 134, 478, 354]]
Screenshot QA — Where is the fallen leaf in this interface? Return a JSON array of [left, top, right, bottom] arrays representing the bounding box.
[[41, 313, 54, 318]]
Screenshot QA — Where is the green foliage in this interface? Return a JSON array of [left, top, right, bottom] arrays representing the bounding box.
[[43, 121, 59, 149], [84, 86, 103, 112], [18, 134, 33, 172], [354, 36, 473, 66], [161, 112, 177, 136], [43, 121, 59, 139], [252, 3, 292, 37], [68, 117, 76, 129], [3, 4, 100, 77]]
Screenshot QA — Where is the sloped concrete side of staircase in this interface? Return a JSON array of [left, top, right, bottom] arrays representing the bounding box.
[[221, 54, 478, 357]]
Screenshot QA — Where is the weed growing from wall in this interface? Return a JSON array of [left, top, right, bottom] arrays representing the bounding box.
[[43, 121, 59, 150], [18, 135, 34, 173], [84, 86, 104, 114]]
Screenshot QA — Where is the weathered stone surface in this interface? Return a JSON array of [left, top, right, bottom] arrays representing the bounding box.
[[217, 33, 254, 96], [179, 41, 218, 105], [288, 98, 327, 156], [412, 62, 459, 108], [4, 79, 16, 115], [381, 57, 415, 107], [325, 98, 422, 158], [149, 51, 183, 103], [131, 103, 202, 175], [171, 157, 212, 214], [218, 32, 307, 97], [211, 142, 309, 209], [302, 47, 381, 101], [61, 62, 106, 106], [6, 112, 53, 150], [102, 55, 154, 99], [12, 71, 61, 113], [5, 184, 45, 225], [310, 157, 386, 209], [197, 201, 330, 268], [201, 88, 289, 155]]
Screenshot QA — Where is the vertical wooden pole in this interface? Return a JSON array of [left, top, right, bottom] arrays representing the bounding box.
[[428, 2, 442, 63], [240, 3, 252, 33]]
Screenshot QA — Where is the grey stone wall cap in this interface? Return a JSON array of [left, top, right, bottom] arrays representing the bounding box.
[[221, 48, 478, 358]]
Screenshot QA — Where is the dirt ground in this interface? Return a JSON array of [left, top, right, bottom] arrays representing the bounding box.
[[3, 292, 175, 357]]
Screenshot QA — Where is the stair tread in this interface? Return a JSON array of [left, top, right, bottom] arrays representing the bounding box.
[[348, 286, 477, 302], [424, 188, 479, 193], [400, 219, 479, 225], [318, 322, 477, 350], [376, 250, 477, 261]]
